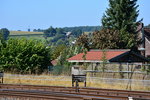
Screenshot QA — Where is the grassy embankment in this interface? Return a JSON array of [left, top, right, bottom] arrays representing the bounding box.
[[4, 73, 150, 91]]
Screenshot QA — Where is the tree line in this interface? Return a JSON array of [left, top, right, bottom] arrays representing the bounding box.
[[33, 26, 101, 32]]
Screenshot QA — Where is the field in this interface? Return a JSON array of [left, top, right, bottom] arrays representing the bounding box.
[[4, 73, 150, 91], [9, 31, 45, 40], [10, 31, 44, 35]]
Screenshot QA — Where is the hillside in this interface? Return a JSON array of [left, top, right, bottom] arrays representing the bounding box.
[[10, 31, 44, 35]]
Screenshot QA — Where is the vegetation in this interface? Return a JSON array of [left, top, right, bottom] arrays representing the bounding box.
[[101, 0, 141, 49], [91, 29, 120, 49], [0, 38, 51, 74], [76, 34, 90, 50], [0, 28, 10, 40], [51, 44, 67, 60], [4, 73, 150, 91], [10, 31, 43, 35], [63, 26, 101, 32], [55, 45, 83, 75], [0, 0, 147, 77]]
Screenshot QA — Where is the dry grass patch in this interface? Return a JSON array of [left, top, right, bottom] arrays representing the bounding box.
[[3, 73, 150, 91]]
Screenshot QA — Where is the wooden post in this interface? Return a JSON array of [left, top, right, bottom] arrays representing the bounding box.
[[72, 74, 74, 87], [2, 77, 3, 84], [75, 80, 79, 92], [84, 74, 86, 87], [127, 63, 129, 79]]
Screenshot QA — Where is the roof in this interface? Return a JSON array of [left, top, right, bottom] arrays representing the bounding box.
[[67, 49, 129, 62], [109, 51, 149, 63], [51, 60, 57, 66]]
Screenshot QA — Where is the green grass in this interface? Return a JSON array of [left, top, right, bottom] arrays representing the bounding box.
[[9, 31, 46, 41]]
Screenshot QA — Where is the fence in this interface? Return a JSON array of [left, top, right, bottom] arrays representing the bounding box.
[[3, 74, 150, 91]]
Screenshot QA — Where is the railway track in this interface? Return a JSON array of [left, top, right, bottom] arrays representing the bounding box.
[[0, 84, 149, 100]]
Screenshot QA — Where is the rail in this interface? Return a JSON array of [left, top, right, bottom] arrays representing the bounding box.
[[0, 84, 149, 100]]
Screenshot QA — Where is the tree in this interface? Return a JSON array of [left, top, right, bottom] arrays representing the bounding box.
[[72, 29, 82, 37], [91, 29, 120, 49], [0, 28, 10, 40], [51, 44, 66, 60], [56, 45, 83, 75], [56, 28, 65, 35], [76, 33, 90, 50], [44, 26, 56, 37], [0, 33, 3, 44], [0, 38, 51, 74], [102, 0, 141, 48]]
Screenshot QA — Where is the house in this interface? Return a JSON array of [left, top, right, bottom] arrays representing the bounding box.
[[68, 49, 149, 63], [138, 23, 150, 58], [68, 49, 130, 63], [143, 28, 150, 57]]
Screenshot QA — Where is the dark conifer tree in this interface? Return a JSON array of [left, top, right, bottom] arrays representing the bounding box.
[[102, 0, 141, 48]]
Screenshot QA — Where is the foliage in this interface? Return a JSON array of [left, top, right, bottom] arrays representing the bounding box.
[[55, 28, 66, 35], [33, 28, 44, 32], [101, 0, 141, 49], [52, 66, 64, 75], [0, 28, 10, 40], [56, 45, 83, 75], [44, 26, 56, 37], [0, 38, 51, 74], [101, 50, 107, 72], [63, 26, 101, 32], [50, 34, 66, 43], [0, 32, 5, 45], [91, 29, 120, 49], [51, 44, 66, 60], [76, 33, 90, 50], [71, 29, 82, 37]]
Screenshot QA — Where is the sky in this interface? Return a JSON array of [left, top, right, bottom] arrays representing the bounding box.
[[0, 0, 150, 31]]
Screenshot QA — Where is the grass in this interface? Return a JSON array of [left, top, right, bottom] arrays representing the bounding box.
[[3, 73, 150, 91], [10, 31, 44, 35], [9, 31, 46, 41]]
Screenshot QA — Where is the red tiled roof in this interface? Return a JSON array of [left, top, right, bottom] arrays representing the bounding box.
[[67, 50, 129, 62]]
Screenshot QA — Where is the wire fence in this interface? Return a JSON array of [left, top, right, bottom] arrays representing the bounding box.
[[4, 74, 150, 87]]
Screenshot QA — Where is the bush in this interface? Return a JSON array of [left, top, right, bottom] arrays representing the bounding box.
[[0, 38, 51, 74]]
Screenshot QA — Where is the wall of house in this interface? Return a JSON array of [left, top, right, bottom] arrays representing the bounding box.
[[145, 38, 150, 57]]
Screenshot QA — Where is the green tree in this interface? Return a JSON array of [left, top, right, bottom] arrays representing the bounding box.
[[56, 28, 65, 35], [44, 26, 56, 37], [102, 0, 141, 48], [0, 28, 10, 40], [56, 45, 83, 75], [0, 38, 51, 74], [51, 44, 66, 60], [0, 32, 4, 44], [72, 29, 82, 37]]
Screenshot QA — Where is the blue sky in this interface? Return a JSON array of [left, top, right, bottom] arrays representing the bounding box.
[[0, 0, 150, 31]]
